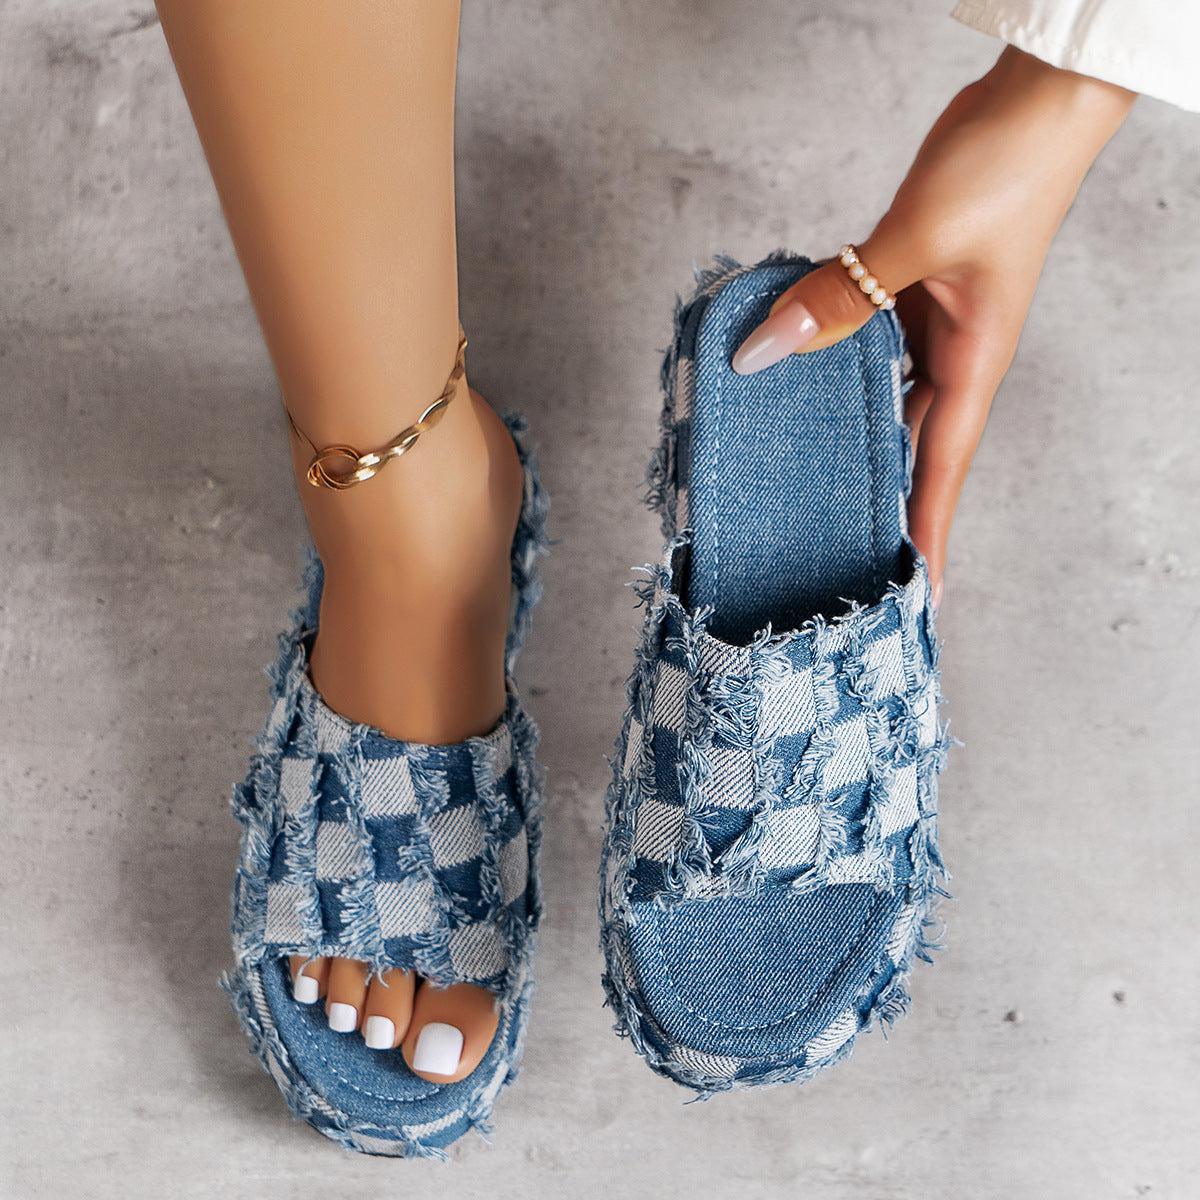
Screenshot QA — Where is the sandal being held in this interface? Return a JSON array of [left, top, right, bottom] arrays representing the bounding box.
[[601, 47, 1136, 1094]]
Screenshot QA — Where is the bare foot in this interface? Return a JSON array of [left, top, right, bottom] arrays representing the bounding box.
[[288, 383, 521, 1082]]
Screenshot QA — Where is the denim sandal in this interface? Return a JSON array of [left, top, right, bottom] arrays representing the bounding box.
[[600, 254, 951, 1095], [222, 414, 548, 1157]]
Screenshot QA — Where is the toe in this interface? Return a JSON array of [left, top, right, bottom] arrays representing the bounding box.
[[325, 957, 369, 1033], [362, 968, 416, 1051], [401, 982, 500, 1084], [289, 955, 329, 1006]]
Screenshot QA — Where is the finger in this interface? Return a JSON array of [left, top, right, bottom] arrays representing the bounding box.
[[289, 955, 329, 1005], [732, 230, 928, 375], [325, 957, 369, 1033], [906, 363, 999, 600], [362, 968, 416, 1051]]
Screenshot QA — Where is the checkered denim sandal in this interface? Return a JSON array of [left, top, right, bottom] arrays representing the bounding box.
[[221, 414, 548, 1157], [600, 254, 952, 1095]]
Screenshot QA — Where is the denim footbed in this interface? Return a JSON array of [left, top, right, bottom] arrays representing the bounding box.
[[625, 885, 902, 1061], [685, 258, 907, 639]]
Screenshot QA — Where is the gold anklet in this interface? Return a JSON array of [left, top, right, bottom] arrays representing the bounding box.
[[285, 330, 468, 490]]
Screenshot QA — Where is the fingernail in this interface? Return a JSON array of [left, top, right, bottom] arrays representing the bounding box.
[[412, 1022, 464, 1076], [327, 1002, 357, 1033], [293, 973, 320, 1005], [932, 579, 944, 612], [363, 1015, 395, 1050], [732, 301, 819, 375]]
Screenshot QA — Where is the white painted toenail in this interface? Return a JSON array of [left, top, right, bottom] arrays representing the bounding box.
[[412, 1022, 464, 1076], [293, 974, 320, 1004], [363, 1015, 395, 1050], [328, 1002, 357, 1033]]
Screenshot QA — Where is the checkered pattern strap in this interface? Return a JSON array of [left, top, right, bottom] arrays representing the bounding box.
[[617, 539, 946, 905], [231, 645, 540, 999]]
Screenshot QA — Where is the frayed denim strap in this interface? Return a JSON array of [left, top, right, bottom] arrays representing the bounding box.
[[231, 668, 540, 1000], [610, 535, 948, 908]]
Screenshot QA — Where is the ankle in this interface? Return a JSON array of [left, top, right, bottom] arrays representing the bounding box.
[[308, 585, 511, 744], [300, 388, 522, 744], [295, 386, 522, 586]]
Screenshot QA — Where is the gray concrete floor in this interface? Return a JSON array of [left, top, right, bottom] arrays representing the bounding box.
[[3, 2, 1198, 1197]]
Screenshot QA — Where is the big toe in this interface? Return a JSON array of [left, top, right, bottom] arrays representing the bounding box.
[[402, 981, 500, 1084]]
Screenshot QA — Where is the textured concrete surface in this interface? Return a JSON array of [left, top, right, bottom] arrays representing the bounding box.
[[2, 2, 1198, 1197]]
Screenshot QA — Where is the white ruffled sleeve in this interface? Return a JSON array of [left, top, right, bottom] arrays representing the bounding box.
[[951, 0, 1200, 112]]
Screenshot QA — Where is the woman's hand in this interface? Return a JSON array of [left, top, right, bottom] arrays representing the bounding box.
[[733, 47, 1135, 604]]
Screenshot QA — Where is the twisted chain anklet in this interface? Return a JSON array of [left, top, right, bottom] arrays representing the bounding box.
[[285, 330, 467, 490]]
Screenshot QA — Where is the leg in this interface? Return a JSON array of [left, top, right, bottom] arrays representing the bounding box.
[[157, 0, 515, 1081]]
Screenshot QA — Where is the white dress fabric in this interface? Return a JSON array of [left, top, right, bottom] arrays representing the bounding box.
[[951, 0, 1200, 113]]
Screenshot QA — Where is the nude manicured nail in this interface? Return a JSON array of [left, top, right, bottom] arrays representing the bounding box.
[[412, 1022, 464, 1076], [293, 973, 320, 1004], [363, 1015, 395, 1050], [327, 1002, 357, 1033], [932, 579, 944, 612], [732, 301, 819, 375]]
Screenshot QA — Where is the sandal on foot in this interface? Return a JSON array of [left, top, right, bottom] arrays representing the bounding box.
[[600, 254, 951, 1095], [222, 414, 548, 1156]]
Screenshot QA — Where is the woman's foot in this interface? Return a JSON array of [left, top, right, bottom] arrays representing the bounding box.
[[287, 381, 523, 1083], [287, 958, 501, 1085]]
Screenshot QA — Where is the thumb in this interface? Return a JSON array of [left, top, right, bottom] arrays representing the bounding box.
[[732, 234, 925, 375]]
